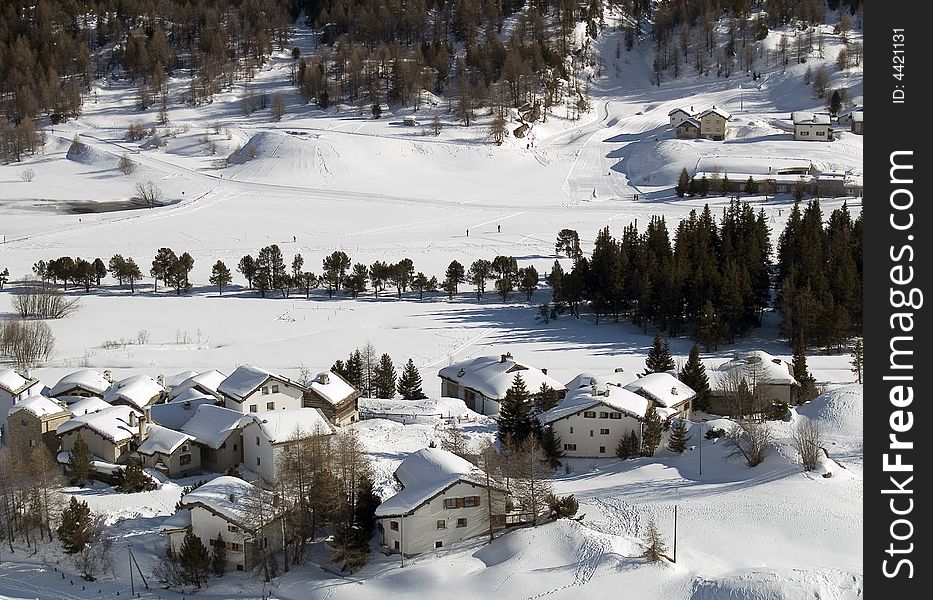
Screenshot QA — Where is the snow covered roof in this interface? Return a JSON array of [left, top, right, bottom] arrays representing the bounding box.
[[50, 369, 111, 398], [791, 111, 831, 125], [678, 117, 701, 129], [438, 355, 567, 400], [539, 386, 649, 425], [168, 370, 226, 399], [159, 508, 191, 532], [714, 351, 799, 386], [137, 423, 194, 456], [375, 448, 506, 517], [668, 107, 694, 116], [699, 107, 732, 120], [851, 111, 863, 123], [566, 371, 638, 393], [182, 404, 251, 449], [150, 397, 216, 430], [103, 375, 164, 409], [163, 371, 199, 389], [180, 476, 280, 528], [624, 373, 696, 408], [307, 370, 357, 405], [219, 365, 299, 402], [56, 404, 143, 443], [8, 395, 68, 418], [246, 408, 335, 444], [0, 369, 40, 395], [65, 396, 111, 416]]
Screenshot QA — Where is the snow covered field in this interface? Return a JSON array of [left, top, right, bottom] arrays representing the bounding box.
[[0, 9, 863, 600]]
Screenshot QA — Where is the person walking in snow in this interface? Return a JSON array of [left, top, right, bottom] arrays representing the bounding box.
[[466, 229, 469, 237], [497, 224, 501, 233]]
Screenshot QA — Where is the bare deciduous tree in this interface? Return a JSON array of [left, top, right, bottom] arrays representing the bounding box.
[[118, 153, 137, 175], [11, 280, 80, 319], [792, 417, 823, 472], [19, 168, 35, 182], [726, 421, 772, 467], [135, 180, 163, 207], [0, 319, 56, 369]]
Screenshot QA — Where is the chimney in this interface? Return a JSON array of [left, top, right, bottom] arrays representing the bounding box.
[[128, 412, 137, 427], [138, 413, 147, 441], [671, 387, 678, 396], [319, 373, 330, 385], [183, 400, 192, 410], [157, 374, 165, 387], [103, 370, 114, 383], [541, 368, 548, 375], [500, 354, 508, 363]]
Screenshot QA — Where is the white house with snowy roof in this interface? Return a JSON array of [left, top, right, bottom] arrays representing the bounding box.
[[303, 370, 360, 427], [161, 476, 284, 572], [219, 365, 305, 414], [181, 404, 251, 474], [668, 107, 696, 128], [539, 385, 648, 458], [710, 351, 800, 413], [698, 106, 731, 140], [0, 368, 43, 443], [438, 354, 567, 416], [624, 372, 696, 421], [242, 408, 335, 483], [50, 369, 112, 399], [103, 374, 164, 411], [168, 370, 226, 401], [6, 395, 70, 455], [792, 111, 833, 141], [134, 423, 199, 478], [57, 404, 144, 464], [376, 447, 509, 556], [65, 396, 111, 416]]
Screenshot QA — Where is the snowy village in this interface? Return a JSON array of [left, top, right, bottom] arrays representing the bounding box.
[[0, 0, 864, 599]]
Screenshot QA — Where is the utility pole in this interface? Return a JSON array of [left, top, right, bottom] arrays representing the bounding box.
[[128, 545, 135, 597], [698, 422, 703, 476], [672, 505, 678, 564], [399, 515, 405, 568]]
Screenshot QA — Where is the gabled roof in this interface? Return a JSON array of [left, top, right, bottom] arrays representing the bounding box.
[[163, 371, 199, 389], [219, 365, 300, 402], [566, 371, 637, 392], [50, 369, 111, 398], [714, 351, 799, 386], [8, 395, 69, 419], [539, 386, 649, 425], [245, 408, 335, 444], [57, 404, 142, 444], [307, 370, 357, 406], [182, 404, 251, 449], [0, 369, 41, 396], [668, 107, 694, 116], [438, 355, 567, 401], [624, 372, 696, 408], [65, 396, 111, 416], [791, 111, 831, 125], [159, 508, 191, 532], [103, 375, 164, 410], [699, 107, 732, 120], [375, 448, 508, 517], [677, 117, 701, 129], [851, 111, 863, 123], [150, 396, 216, 430], [136, 423, 194, 456], [168, 370, 226, 400], [179, 476, 281, 529]]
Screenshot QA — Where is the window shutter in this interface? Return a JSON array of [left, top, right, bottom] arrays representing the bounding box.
[[474, 496, 481, 506], [457, 498, 465, 508]]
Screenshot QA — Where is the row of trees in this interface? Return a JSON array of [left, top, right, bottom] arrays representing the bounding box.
[[330, 343, 426, 400]]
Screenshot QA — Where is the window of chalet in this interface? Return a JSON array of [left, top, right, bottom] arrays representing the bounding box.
[[456, 518, 467, 528], [390, 521, 399, 531], [600, 429, 610, 435], [180, 454, 192, 466], [266, 402, 274, 410], [435, 541, 443, 549], [444, 498, 458, 509], [569, 427, 574, 434], [228, 525, 238, 533], [464, 496, 480, 507], [256, 436, 260, 446], [261, 387, 269, 395], [563, 443, 577, 451], [436, 520, 446, 529], [583, 411, 596, 418], [181, 444, 189, 452], [394, 541, 400, 550], [600, 446, 606, 454], [609, 413, 621, 420], [271, 385, 279, 393], [599, 411, 608, 419], [230, 542, 242, 551], [589, 430, 594, 437], [249, 405, 258, 413], [256, 456, 261, 466]]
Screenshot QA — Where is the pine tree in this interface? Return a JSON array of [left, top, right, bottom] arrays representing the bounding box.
[[209, 260, 232, 295], [744, 176, 758, 195], [397, 358, 426, 400], [373, 353, 397, 399], [497, 373, 537, 447], [615, 430, 640, 459], [57, 496, 93, 553], [640, 405, 663, 456], [850, 338, 863, 384], [793, 339, 819, 403], [115, 462, 155, 493], [540, 426, 564, 468], [345, 350, 364, 392], [211, 532, 227, 576], [354, 476, 381, 535], [443, 260, 465, 299], [667, 420, 690, 454], [535, 383, 560, 412], [644, 332, 676, 375], [178, 530, 211, 588], [641, 517, 667, 562], [679, 344, 711, 411], [675, 168, 690, 197], [67, 437, 94, 486], [694, 300, 722, 351]]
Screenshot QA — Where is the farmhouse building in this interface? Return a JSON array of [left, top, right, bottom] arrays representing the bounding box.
[[668, 107, 695, 128], [168, 370, 226, 401], [50, 369, 112, 399], [698, 107, 731, 140], [792, 112, 832, 141], [709, 351, 800, 414], [623, 372, 696, 420], [57, 404, 144, 464], [242, 408, 335, 483], [438, 354, 567, 416], [6, 395, 70, 455], [135, 423, 199, 478], [303, 370, 360, 427], [376, 448, 509, 556], [0, 369, 43, 443], [181, 404, 251, 474], [103, 374, 164, 410], [675, 118, 701, 139], [539, 385, 647, 458], [219, 365, 305, 414]]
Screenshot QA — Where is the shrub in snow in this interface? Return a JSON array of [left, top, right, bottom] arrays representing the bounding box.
[[704, 427, 726, 440], [616, 430, 640, 459], [641, 517, 668, 563], [727, 421, 772, 467], [792, 417, 824, 472], [547, 493, 579, 519], [115, 462, 156, 493]]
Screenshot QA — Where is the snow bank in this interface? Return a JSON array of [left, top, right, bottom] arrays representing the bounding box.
[[691, 568, 862, 600], [796, 385, 863, 441]]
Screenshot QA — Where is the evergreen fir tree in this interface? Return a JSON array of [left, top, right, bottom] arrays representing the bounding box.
[[675, 168, 690, 197], [679, 344, 712, 411], [640, 405, 663, 456], [535, 383, 560, 412], [211, 532, 227, 576], [67, 437, 94, 486], [397, 358, 426, 400], [178, 530, 211, 588], [792, 339, 819, 403], [694, 300, 722, 351], [115, 462, 156, 493], [345, 350, 364, 392], [57, 496, 93, 554], [667, 420, 690, 454], [644, 332, 676, 375], [850, 338, 863, 384], [641, 517, 668, 562], [540, 426, 564, 468], [744, 176, 758, 195], [616, 430, 640, 459], [354, 476, 381, 535], [373, 353, 397, 399], [497, 373, 537, 447]]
